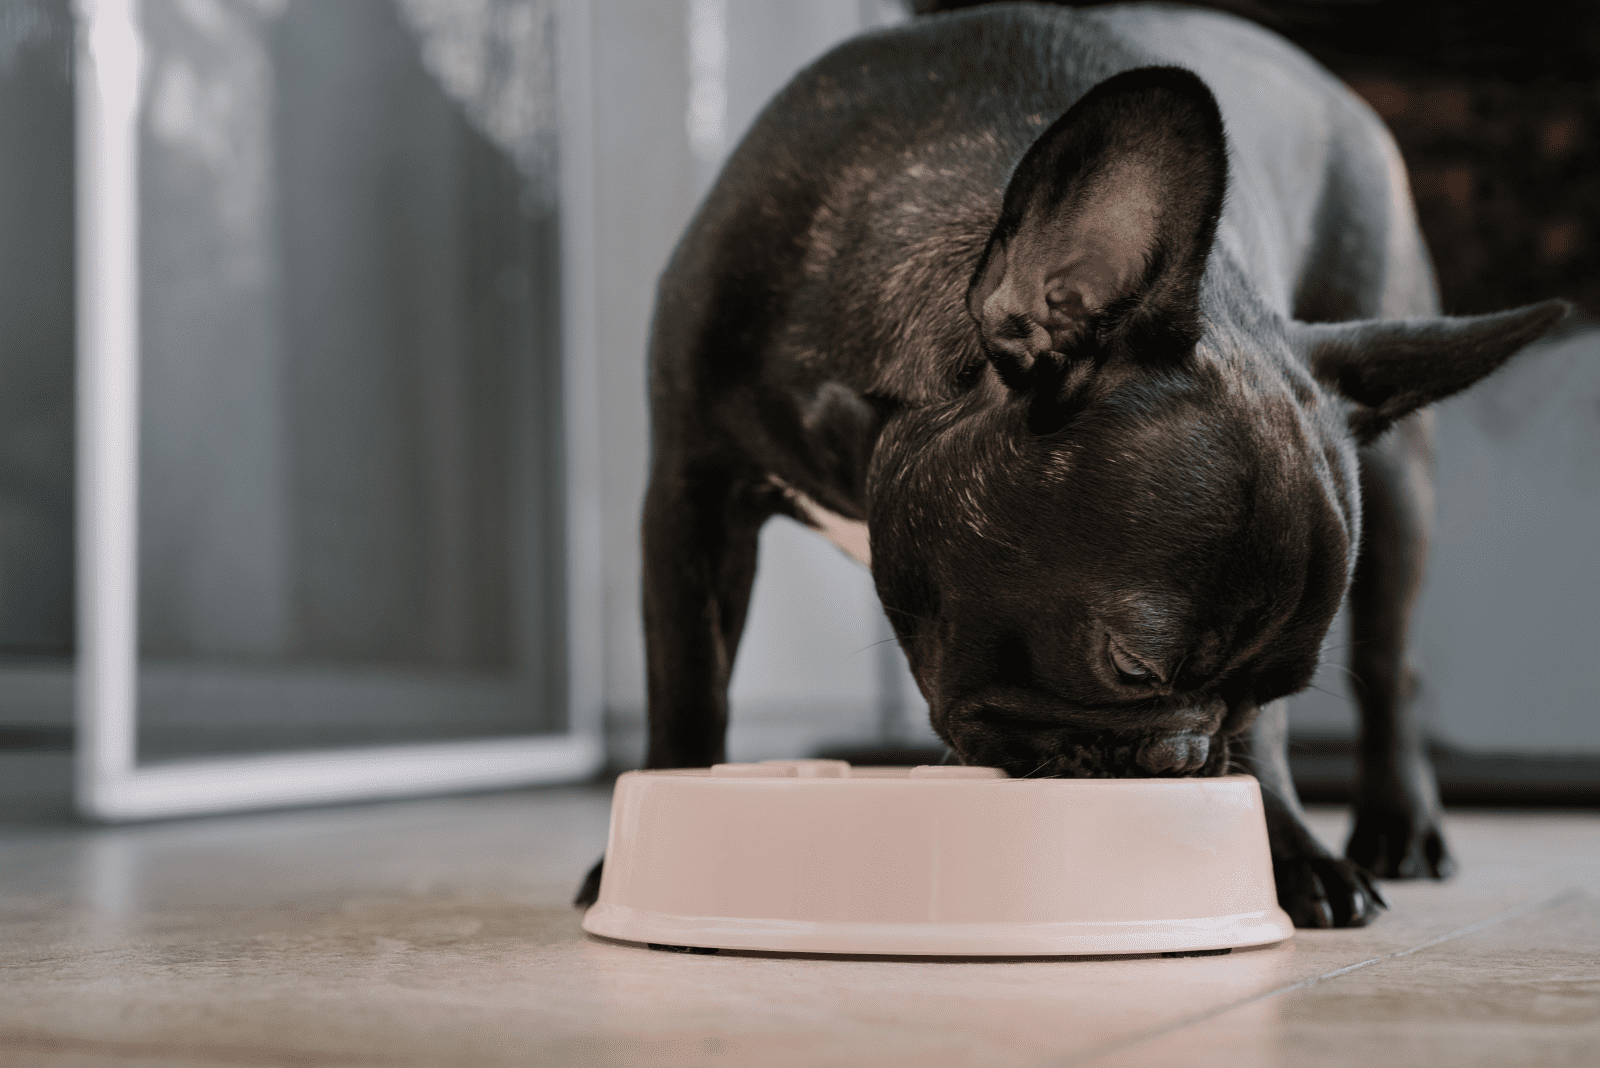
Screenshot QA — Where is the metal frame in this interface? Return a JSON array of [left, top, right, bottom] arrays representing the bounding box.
[[72, 0, 604, 821]]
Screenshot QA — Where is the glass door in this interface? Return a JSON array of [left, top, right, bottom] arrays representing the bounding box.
[[71, 0, 600, 820]]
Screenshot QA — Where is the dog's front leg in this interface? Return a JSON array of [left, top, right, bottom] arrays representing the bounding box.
[[1344, 413, 1455, 879], [572, 462, 768, 907], [1242, 700, 1386, 927], [641, 464, 769, 770]]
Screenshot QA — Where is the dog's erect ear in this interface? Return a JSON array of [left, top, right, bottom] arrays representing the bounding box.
[[966, 67, 1227, 390], [1292, 300, 1571, 444]]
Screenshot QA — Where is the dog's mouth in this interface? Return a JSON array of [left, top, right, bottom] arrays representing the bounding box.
[[939, 696, 1257, 780], [947, 728, 1234, 780]]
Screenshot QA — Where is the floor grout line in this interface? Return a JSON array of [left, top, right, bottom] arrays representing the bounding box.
[[1054, 886, 1587, 1068]]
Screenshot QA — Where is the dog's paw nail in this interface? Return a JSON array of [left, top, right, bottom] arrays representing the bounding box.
[[1277, 855, 1384, 928], [574, 856, 605, 909]]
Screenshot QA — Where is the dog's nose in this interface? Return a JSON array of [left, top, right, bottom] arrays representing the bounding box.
[[1136, 731, 1211, 774]]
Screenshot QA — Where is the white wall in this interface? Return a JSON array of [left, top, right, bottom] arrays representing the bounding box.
[[1416, 324, 1600, 753], [589, 0, 932, 769], [1290, 325, 1600, 755], [590, 0, 695, 744]]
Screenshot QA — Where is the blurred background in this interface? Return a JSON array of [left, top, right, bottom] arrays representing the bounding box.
[[0, 0, 1595, 820]]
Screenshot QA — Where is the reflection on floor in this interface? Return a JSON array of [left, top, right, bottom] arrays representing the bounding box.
[[1, 786, 1596, 1067]]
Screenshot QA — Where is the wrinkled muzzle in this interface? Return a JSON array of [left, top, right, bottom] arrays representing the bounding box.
[[1135, 730, 1213, 774], [941, 696, 1262, 780]]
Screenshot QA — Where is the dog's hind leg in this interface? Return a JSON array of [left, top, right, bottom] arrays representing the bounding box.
[[1344, 411, 1455, 879], [573, 461, 771, 907]]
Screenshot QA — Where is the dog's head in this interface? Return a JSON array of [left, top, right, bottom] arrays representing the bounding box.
[[867, 67, 1567, 778]]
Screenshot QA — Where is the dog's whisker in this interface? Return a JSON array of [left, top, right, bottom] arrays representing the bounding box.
[[1314, 660, 1369, 698], [1018, 759, 1053, 780], [850, 635, 915, 657], [1315, 659, 1362, 683]]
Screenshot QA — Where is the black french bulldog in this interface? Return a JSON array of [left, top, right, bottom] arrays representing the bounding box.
[[576, 2, 1567, 927]]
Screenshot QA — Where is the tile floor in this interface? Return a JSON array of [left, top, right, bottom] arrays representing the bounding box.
[[1, 784, 1596, 1067]]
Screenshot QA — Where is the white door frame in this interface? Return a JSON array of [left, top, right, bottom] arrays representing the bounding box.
[[72, 0, 603, 821]]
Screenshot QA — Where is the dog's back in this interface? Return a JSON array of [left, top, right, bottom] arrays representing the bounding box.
[[653, 2, 1430, 444]]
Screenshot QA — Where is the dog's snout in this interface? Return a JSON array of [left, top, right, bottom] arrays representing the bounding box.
[[1136, 731, 1211, 774], [1154, 696, 1230, 735]]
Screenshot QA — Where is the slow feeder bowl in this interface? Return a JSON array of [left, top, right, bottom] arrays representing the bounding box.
[[582, 760, 1294, 956]]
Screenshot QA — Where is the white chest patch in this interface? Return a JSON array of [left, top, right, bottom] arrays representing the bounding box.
[[771, 477, 871, 567]]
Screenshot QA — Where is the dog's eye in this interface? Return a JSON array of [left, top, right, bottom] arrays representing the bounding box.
[[1109, 642, 1153, 683]]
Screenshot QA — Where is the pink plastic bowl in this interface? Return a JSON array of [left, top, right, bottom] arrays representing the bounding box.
[[582, 761, 1294, 956]]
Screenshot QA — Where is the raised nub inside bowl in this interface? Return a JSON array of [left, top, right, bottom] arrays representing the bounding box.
[[709, 763, 798, 778], [908, 765, 1006, 779]]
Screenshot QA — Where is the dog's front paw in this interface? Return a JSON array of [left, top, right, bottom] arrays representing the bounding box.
[[1346, 807, 1455, 880], [1274, 853, 1387, 928], [573, 856, 604, 908]]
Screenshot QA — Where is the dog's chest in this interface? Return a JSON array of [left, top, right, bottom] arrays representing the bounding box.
[[773, 478, 872, 567]]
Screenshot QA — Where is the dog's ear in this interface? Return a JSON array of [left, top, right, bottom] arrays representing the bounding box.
[[1292, 300, 1571, 444], [966, 66, 1227, 390]]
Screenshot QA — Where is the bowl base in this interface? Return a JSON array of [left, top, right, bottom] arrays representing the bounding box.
[[584, 901, 1293, 957]]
